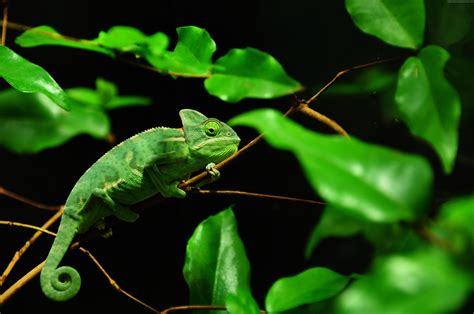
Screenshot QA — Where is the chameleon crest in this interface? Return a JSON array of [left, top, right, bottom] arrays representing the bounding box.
[[40, 109, 240, 301]]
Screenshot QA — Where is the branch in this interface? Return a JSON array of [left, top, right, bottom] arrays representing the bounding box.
[[1, 0, 7, 45], [0, 185, 62, 211]]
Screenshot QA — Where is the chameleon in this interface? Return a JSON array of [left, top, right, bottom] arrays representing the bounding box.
[[40, 109, 241, 301]]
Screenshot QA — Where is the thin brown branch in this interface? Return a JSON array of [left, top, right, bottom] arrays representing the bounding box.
[[297, 104, 349, 137], [305, 56, 405, 106], [0, 185, 62, 211], [0, 207, 63, 287], [189, 188, 325, 206], [77, 246, 159, 313], [1, 0, 8, 45], [0, 262, 44, 305], [161, 305, 227, 313]]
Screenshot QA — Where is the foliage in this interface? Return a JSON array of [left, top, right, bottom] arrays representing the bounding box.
[[1, 0, 473, 313]]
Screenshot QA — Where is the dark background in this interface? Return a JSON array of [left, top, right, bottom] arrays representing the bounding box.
[[0, 1, 472, 313]]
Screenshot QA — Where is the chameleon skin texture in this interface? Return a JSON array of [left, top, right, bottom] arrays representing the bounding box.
[[40, 109, 240, 301]]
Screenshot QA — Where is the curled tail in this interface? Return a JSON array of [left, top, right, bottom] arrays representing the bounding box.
[[40, 213, 81, 301]]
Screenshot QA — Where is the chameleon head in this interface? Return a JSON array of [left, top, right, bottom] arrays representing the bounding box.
[[180, 109, 241, 163]]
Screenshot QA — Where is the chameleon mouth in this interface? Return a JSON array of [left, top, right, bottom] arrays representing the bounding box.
[[195, 136, 241, 150]]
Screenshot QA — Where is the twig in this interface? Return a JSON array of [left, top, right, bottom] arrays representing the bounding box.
[[161, 305, 266, 313], [188, 188, 325, 206], [1, 0, 7, 45], [297, 103, 349, 137], [0, 262, 44, 305], [0, 185, 62, 211], [77, 246, 159, 313], [0, 207, 63, 287]]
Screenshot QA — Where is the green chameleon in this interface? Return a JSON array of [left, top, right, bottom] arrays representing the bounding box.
[[40, 109, 240, 301]]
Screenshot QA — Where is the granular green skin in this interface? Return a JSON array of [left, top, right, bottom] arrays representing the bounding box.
[[40, 109, 240, 301]]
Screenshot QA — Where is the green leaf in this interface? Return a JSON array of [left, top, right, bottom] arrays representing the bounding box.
[[304, 206, 365, 259], [335, 248, 471, 314], [15, 25, 112, 56], [0, 88, 109, 153], [66, 78, 151, 110], [395, 45, 461, 173], [265, 267, 349, 313], [97, 26, 147, 51], [146, 26, 215, 76], [225, 289, 260, 314], [144, 32, 169, 56], [230, 109, 433, 223], [183, 208, 253, 313], [345, 0, 425, 49], [0, 46, 70, 110], [205, 48, 302, 103]]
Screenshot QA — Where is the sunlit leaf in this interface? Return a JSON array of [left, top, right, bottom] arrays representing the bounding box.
[[265, 267, 349, 312], [205, 48, 302, 102], [230, 109, 433, 223], [395, 45, 461, 173], [0, 46, 70, 110], [15, 25, 112, 56], [345, 0, 425, 49], [97, 26, 147, 51], [0, 89, 109, 153], [146, 26, 215, 75], [183, 208, 254, 313], [335, 248, 471, 313]]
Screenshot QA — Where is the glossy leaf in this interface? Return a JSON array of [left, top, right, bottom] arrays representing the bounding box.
[[183, 208, 253, 312], [335, 248, 471, 314], [97, 26, 147, 51], [265, 267, 349, 312], [230, 109, 433, 223], [146, 26, 215, 75], [205, 48, 302, 102], [66, 78, 151, 110], [225, 289, 260, 314], [0, 88, 109, 153], [0, 46, 70, 110], [345, 0, 425, 49], [395, 45, 461, 173], [15, 25, 112, 56]]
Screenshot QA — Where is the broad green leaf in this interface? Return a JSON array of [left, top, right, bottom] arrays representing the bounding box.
[[265, 267, 349, 313], [345, 0, 425, 49], [15, 25, 112, 56], [0, 88, 109, 153], [304, 206, 365, 259], [225, 289, 260, 314], [97, 26, 147, 51], [0, 46, 70, 110], [230, 109, 433, 223], [205, 48, 302, 102], [146, 26, 215, 76], [434, 195, 474, 258], [66, 78, 151, 110], [323, 68, 396, 96], [144, 32, 169, 55], [426, 0, 473, 47], [335, 248, 471, 314], [183, 208, 253, 313], [395, 45, 461, 173]]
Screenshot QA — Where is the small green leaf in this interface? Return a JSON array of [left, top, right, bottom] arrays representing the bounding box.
[[225, 289, 260, 314], [305, 206, 365, 259], [97, 26, 147, 51], [15, 25, 112, 56], [146, 26, 215, 76], [66, 78, 151, 110], [183, 208, 253, 313], [395, 45, 461, 173], [230, 109, 433, 223], [205, 48, 302, 103], [0, 46, 70, 110], [335, 248, 471, 314], [265, 267, 349, 312], [0, 89, 109, 153], [144, 32, 169, 55], [345, 0, 425, 49]]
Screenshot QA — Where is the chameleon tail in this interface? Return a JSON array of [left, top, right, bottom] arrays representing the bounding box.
[[40, 213, 81, 301]]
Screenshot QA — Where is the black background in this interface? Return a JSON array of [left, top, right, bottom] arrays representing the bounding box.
[[1, 1, 472, 313]]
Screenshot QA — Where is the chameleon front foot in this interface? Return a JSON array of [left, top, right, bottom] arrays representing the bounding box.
[[205, 162, 220, 181]]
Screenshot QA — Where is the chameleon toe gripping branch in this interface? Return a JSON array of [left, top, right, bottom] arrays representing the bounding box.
[[40, 109, 241, 301]]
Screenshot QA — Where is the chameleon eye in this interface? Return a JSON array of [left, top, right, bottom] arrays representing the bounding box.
[[204, 121, 220, 136]]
